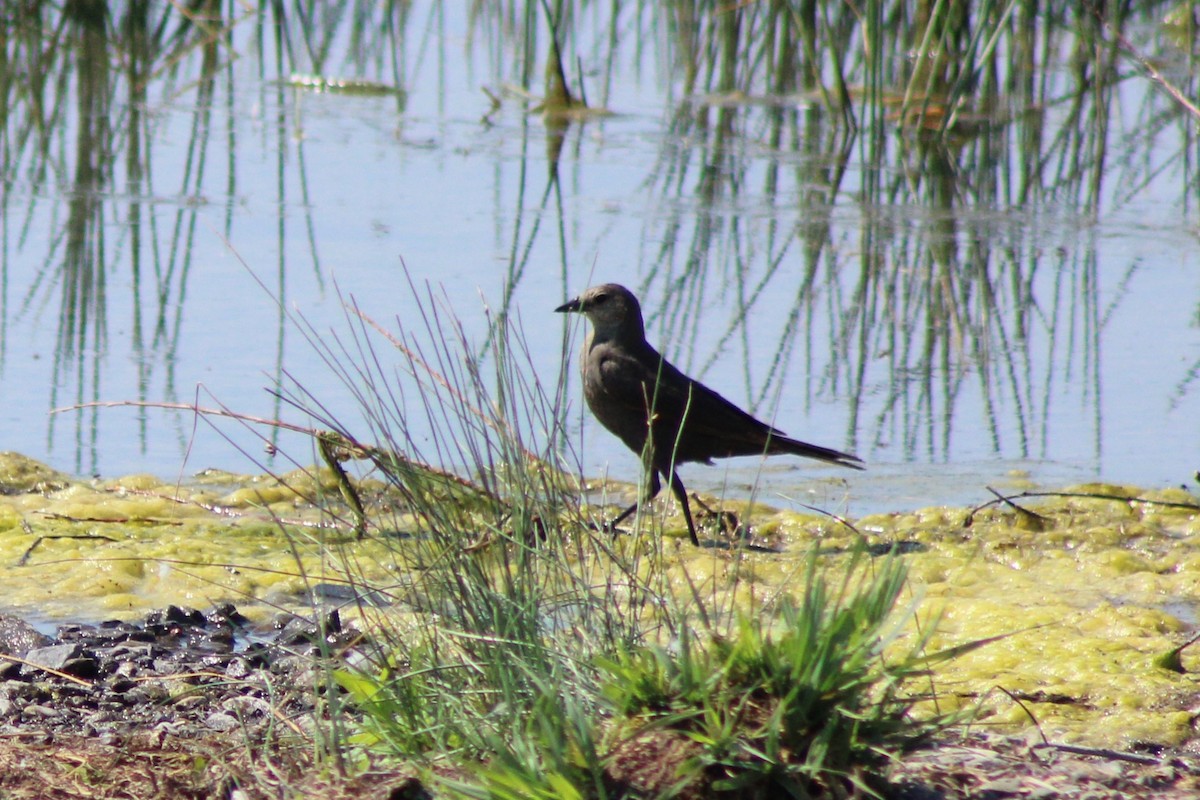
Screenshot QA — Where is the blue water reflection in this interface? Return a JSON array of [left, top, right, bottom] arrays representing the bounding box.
[[0, 3, 1196, 517]]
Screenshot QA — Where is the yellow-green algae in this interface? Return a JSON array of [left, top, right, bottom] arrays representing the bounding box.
[[0, 452, 414, 623], [592, 482, 1200, 751], [2, 450, 1200, 752]]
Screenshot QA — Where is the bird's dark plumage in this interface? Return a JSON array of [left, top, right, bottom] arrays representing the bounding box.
[[556, 283, 863, 545]]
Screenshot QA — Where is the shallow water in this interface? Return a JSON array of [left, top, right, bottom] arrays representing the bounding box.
[[0, 4, 1195, 517]]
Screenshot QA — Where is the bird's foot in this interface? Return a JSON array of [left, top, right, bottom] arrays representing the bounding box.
[[583, 518, 627, 537], [691, 494, 742, 538]]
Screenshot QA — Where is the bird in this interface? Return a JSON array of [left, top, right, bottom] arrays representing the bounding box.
[[556, 283, 863, 546]]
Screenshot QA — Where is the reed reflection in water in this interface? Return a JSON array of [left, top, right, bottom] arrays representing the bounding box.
[[0, 1, 1194, 509]]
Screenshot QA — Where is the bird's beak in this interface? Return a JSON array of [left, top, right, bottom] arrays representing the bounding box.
[[555, 297, 581, 313]]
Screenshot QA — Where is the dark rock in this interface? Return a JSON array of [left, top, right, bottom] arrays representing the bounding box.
[[24, 643, 82, 672], [275, 609, 343, 647], [60, 657, 99, 679], [204, 711, 240, 732], [55, 623, 96, 639], [225, 657, 251, 680], [111, 660, 139, 679], [0, 614, 51, 656], [207, 603, 249, 628], [150, 605, 206, 628], [150, 658, 176, 674], [223, 695, 271, 717], [23, 704, 59, 719]]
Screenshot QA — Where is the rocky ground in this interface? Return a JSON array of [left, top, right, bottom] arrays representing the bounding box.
[[0, 606, 1198, 799], [886, 734, 1200, 799], [0, 605, 429, 800]]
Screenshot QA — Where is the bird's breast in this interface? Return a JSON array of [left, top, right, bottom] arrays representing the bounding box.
[[580, 353, 651, 447]]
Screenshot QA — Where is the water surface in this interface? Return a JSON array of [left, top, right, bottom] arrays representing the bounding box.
[[0, 4, 1196, 520]]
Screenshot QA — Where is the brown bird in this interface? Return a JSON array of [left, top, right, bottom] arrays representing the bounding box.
[[556, 283, 863, 545]]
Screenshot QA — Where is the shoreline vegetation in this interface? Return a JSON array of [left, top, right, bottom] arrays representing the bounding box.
[[3, 2, 1199, 797], [0, 444, 1198, 798]]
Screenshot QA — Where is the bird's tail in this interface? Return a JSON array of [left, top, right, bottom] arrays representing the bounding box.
[[774, 436, 865, 470]]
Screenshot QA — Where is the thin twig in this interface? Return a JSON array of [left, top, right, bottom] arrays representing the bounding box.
[[0, 653, 93, 687], [51, 400, 313, 434], [1032, 742, 1169, 767], [965, 489, 1200, 526]]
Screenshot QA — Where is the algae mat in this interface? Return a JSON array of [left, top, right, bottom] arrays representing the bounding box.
[[1, 452, 1199, 751], [0, 452, 412, 624]]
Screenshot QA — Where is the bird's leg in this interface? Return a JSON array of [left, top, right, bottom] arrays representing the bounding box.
[[605, 471, 662, 532], [603, 470, 699, 547], [607, 502, 638, 529], [666, 469, 699, 546]]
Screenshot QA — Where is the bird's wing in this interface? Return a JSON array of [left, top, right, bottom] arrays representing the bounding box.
[[672, 371, 862, 467], [657, 360, 766, 426], [662, 364, 786, 447], [589, 344, 667, 417], [594, 345, 776, 446]]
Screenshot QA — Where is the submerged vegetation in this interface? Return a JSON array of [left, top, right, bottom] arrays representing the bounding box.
[[2, 0, 1198, 475]]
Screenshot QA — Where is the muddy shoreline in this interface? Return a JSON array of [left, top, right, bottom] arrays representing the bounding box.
[[0, 605, 361, 740], [2, 604, 1199, 799]]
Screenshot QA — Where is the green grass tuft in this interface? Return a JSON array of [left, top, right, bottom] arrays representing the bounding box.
[[595, 545, 937, 798]]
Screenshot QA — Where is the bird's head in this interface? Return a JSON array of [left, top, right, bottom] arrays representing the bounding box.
[[555, 283, 645, 341]]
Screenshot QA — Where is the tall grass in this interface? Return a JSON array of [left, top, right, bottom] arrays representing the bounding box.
[[272, 275, 654, 752], [265, 277, 951, 796], [595, 546, 933, 798]]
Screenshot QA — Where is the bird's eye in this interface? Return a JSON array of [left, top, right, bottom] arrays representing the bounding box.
[[593, 293, 608, 305]]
